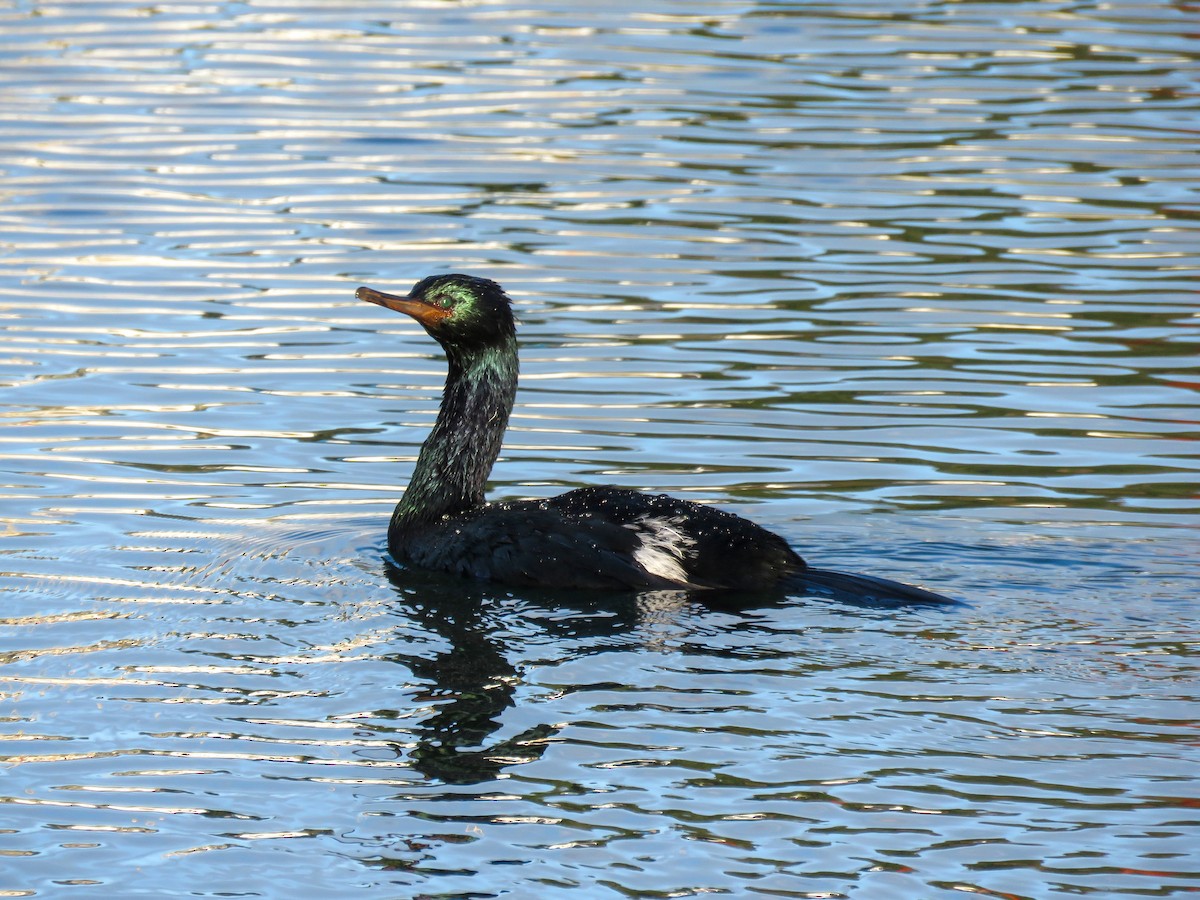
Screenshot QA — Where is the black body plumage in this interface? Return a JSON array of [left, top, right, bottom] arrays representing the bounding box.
[[357, 275, 955, 604]]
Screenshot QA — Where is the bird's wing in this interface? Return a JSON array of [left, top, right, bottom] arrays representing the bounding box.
[[548, 486, 805, 590], [403, 486, 804, 591], [407, 498, 686, 590]]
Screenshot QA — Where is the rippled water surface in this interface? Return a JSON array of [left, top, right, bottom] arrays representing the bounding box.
[[2, 1, 1198, 897]]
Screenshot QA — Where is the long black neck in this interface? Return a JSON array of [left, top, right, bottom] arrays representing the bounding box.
[[390, 337, 518, 537]]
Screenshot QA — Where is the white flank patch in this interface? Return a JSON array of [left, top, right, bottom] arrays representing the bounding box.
[[625, 515, 696, 585]]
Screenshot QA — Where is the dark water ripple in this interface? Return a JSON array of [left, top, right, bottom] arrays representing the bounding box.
[[2, 1, 1198, 897]]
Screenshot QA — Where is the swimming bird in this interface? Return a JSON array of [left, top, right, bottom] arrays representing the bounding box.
[[357, 274, 954, 604]]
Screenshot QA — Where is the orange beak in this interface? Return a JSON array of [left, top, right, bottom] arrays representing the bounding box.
[[356, 286, 451, 328]]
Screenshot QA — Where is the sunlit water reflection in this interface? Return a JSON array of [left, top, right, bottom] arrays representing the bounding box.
[[1, 1, 1197, 897]]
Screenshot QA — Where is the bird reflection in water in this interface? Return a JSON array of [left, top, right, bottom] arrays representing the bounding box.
[[371, 552, 965, 787], [377, 563, 656, 785]]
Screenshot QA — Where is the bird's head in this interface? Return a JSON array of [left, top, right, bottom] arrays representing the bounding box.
[[357, 274, 516, 352]]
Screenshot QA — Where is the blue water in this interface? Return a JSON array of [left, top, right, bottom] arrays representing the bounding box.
[[1, 1, 1198, 897]]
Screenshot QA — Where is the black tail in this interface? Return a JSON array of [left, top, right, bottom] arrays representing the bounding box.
[[787, 567, 959, 607]]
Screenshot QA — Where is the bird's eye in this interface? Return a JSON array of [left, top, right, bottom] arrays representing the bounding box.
[[428, 288, 462, 309]]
